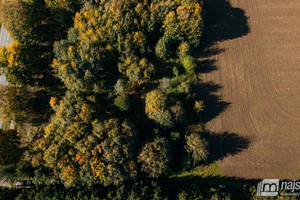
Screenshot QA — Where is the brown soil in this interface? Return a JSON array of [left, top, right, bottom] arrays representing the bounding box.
[[202, 0, 300, 179]]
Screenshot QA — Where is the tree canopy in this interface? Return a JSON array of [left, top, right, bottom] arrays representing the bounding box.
[[0, 0, 207, 191]]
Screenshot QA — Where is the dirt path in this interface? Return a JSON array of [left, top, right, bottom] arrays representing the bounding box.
[[203, 0, 300, 179]]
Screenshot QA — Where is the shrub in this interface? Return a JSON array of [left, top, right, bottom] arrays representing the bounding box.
[[177, 81, 191, 94], [173, 66, 180, 77], [114, 79, 128, 95], [194, 100, 205, 112], [181, 55, 196, 72], [178, 190, 188, 200], [159, 78, 171, 91], [170, 101, 185, 122], [114, 95, 131, 111], [170, 132, 181, 142]]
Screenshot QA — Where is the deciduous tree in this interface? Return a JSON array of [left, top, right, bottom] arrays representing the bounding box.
[[138, 137, 170, 178]]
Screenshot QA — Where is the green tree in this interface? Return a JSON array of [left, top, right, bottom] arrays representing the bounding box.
[[0, 85, 32, 126], [22, 0, 206, 188], [181, 55, 196, 73], [145, 90, 185, 127], [93, 118, 137, 186], [36, 91, 138, 186], [163, 2, 203, 47], [114, 95, 131, 112], [0, 0, 56, 43], [145, 89, 174, 128], [37, 91, 97, 186], [0, 42, 34, 86], [138, 137, 170, 178], [185, 133, 208, 165]]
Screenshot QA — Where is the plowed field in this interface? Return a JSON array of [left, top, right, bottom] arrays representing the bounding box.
[[203, 0, 300, 179]]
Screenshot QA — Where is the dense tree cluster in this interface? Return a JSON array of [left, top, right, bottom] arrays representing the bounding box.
[[40, 0, 206, 186], [0, 181, 281, 200], [0, 0, 210, 195]]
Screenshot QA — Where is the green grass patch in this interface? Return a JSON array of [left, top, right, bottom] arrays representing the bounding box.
[[169, 162, 223, 179]]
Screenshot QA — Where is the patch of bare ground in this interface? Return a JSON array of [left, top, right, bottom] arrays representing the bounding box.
[[200, 0, 300, 179]]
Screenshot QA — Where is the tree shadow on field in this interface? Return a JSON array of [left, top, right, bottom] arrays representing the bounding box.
[[185, 0, 252, 189], [200, 0, 250, 50], [203, 0, 250, 44], [195, 0, 250, 120], [207, 132, 250, 162], [194, 0, 250, 160], [198, 81, 230, 124]]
